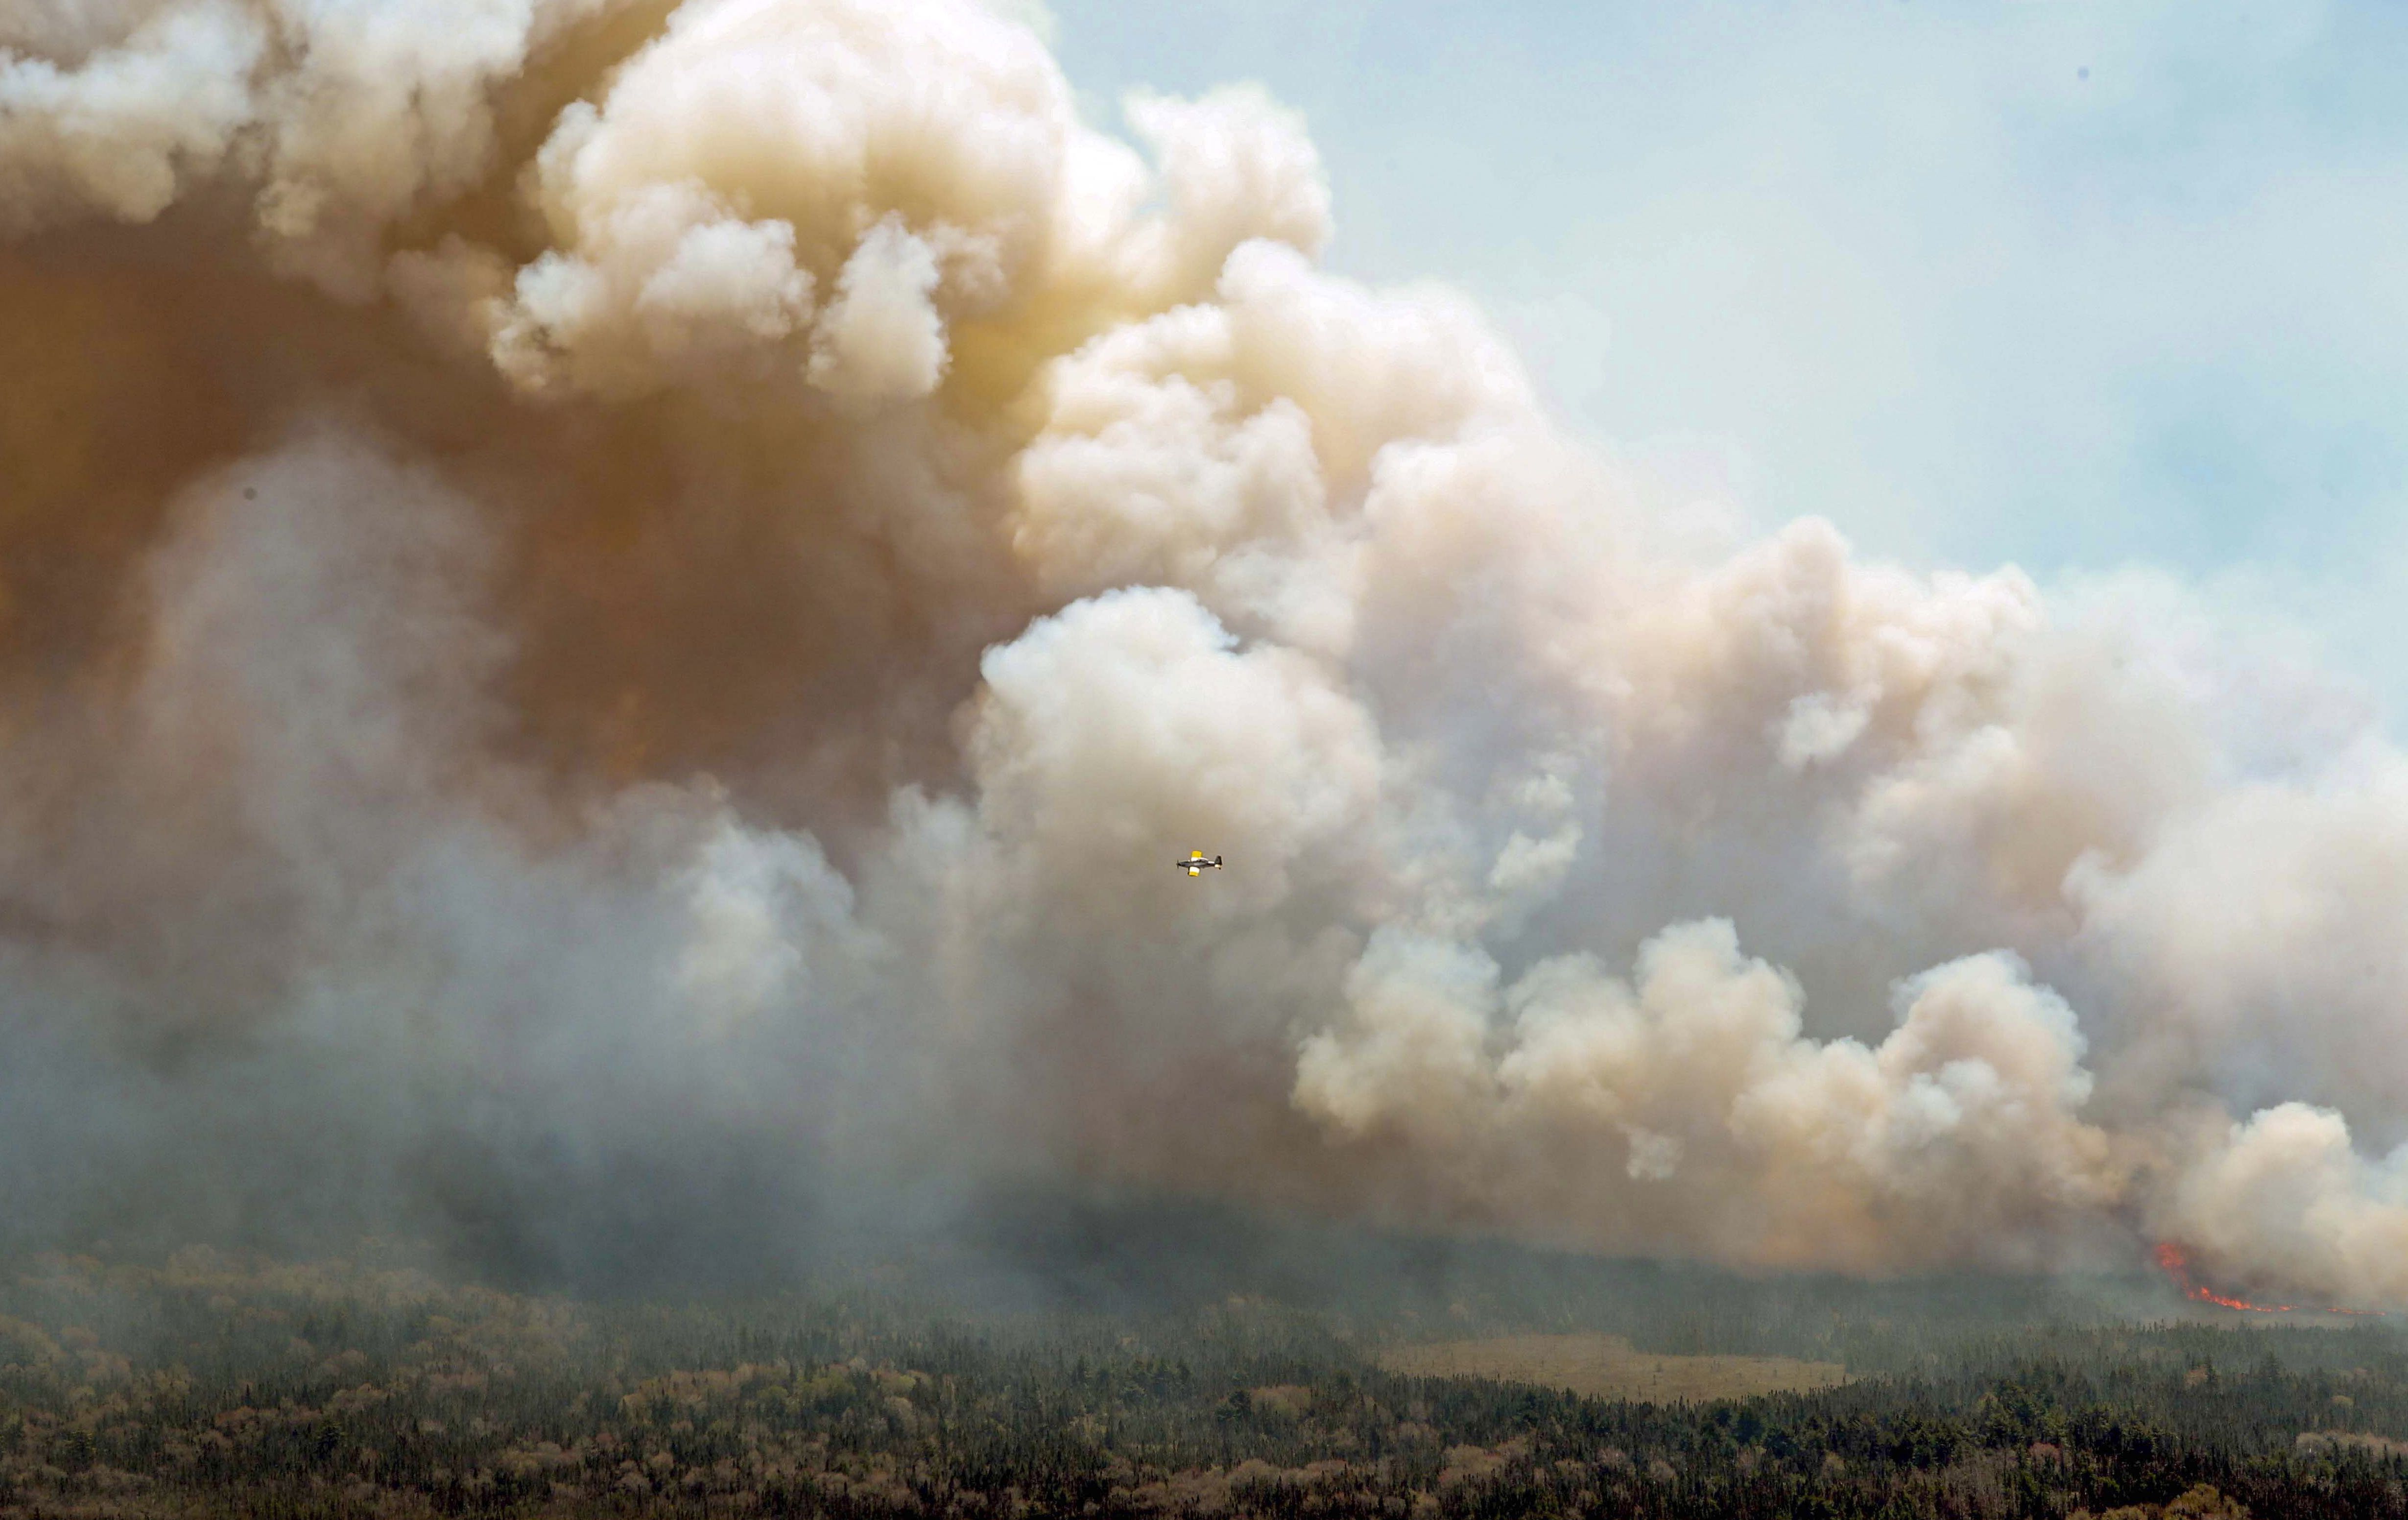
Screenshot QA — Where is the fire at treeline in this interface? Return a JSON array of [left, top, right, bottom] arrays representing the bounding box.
[[6, 1247, 2408, 1520]]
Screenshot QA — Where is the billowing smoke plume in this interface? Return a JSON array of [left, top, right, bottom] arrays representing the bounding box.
[[3, 0, 2406, 1304]]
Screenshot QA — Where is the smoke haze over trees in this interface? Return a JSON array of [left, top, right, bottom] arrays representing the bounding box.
[[0, 1246, 2402, 1520]]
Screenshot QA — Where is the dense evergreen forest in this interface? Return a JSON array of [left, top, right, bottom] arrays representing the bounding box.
[[4, 1238, 2406, 1519]]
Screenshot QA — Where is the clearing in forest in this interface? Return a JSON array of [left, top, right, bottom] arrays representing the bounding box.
[[1378, 1333, 1850, 1402]]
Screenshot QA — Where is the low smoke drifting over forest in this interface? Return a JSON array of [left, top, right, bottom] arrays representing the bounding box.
[[3, 0, 2408, 1318]]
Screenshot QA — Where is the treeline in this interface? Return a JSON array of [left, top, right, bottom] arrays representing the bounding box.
[[2, 1248, 2406, 1518]]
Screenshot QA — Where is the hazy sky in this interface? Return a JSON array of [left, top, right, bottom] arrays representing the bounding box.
[[1044, 0, 2408, 715]]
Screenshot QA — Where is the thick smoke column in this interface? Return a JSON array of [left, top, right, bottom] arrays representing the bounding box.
[[2, 0, 2406, 1303]]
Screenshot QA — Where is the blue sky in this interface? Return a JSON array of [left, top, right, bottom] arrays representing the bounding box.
[[1042, 0, 2408, 719]]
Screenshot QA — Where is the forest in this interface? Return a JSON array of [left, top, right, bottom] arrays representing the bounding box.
[[4, 1225, 2408, 1520]]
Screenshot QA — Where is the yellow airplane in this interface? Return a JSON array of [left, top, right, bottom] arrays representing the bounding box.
[[1174, 850, 1224, 877]]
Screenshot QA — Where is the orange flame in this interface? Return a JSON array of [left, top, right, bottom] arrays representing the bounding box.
[[2151, 1242, 2384, 1317]]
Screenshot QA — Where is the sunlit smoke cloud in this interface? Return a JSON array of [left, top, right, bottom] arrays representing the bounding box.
[[1, 0, 2407, 1305]]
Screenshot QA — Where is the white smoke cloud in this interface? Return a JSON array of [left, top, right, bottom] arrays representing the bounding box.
[[808, 214, 947, 401], [1121, 84, 1330, 301], [0, 0, 262, 228], [1298, 922, 2124, 1273], [2154, 1103, 2408, 1308], [2, 0, 2407, 1307]]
